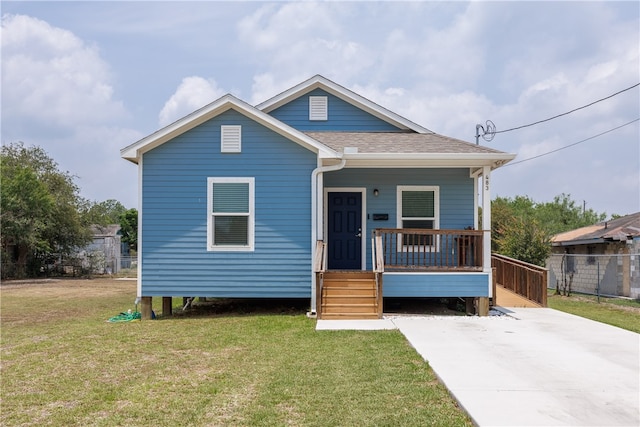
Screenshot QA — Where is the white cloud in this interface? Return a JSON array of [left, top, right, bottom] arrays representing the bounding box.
[[1, 13, 138, 207], [158, 76, 227, 127], [1, 14, 127, 136]]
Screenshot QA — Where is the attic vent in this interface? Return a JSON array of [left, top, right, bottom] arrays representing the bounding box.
[[221, 125, 241, 153], [309, 96, 328, 121]]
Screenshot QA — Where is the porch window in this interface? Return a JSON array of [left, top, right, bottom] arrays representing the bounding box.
[[397, 186, 439, 249], [207, 177, 254, 251]]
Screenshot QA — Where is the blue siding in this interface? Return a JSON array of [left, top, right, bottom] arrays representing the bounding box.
[[383, 273, 489, 297], [324, 168, 475, 270], [141, 109, 317, 297], [269, 89, 402, 131]]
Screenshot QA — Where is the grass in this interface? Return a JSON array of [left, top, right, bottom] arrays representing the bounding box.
[[0, 279, 472, 427], [547, 291, 640, 333]]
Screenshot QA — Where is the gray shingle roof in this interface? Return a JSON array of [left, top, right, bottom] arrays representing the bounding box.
[[552, 212, 640, 245], [304, 131, 506, 155]]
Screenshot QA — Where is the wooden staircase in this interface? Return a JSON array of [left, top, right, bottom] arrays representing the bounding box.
[[318, 271, 382, 320]]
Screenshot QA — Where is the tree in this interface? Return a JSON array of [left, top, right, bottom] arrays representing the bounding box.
[[495, 217, 551, 266], [119, 208, 138, 253], [1, 142, 91, 277], [535, 194, 606, 236], [491, 193, 607, 267], [82, 199, 127, 226]]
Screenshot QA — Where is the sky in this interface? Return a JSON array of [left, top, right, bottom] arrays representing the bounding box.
[[2, 1, 639, 217]]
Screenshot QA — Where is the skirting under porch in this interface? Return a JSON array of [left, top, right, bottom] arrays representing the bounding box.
[[382, 272, 490, 298]]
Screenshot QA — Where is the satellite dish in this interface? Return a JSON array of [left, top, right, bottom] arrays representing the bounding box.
[[475, 120, 496, 144]]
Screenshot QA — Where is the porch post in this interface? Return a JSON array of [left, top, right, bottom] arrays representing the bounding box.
[[482, 166, 493, 296]]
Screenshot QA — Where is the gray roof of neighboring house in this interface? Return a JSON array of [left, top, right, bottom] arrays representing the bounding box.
[[304, 131, 505, 155], [551, 212, 640, 246], [90, 224, 121, 237]]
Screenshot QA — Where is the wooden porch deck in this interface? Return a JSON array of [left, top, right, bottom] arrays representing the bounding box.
[[494, 284, 542, 308]]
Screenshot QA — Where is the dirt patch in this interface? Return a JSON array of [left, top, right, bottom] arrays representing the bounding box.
[[0, 278, 135, 298], [171, 298, 310, 319]]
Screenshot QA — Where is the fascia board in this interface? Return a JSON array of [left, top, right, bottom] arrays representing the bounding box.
[[256, 75, 432, 134], [552, 238, 605, 246], [121, 94, 339, 163], [340, 152, 516, 169]]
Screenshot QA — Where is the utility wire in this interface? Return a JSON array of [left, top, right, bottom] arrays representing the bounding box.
[[502, 118, 640, 167], [494, 83, 640, 134]]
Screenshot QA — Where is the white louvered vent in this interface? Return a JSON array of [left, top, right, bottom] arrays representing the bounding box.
[[309, 96, 328, 121], [221, 125, 241, 153]]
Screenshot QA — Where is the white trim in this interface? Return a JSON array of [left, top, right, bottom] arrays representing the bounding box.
[[136, 155, 143, 298], [221, 125, 242, 153], [481, 167, 492, 295], [339, 152, 515, 169], [324, 187, 367, 270], [473, 171, 479, 231], [256, 75, 432, 134], [121, 94, 338, 163], [396, 185, 440, 251], [207, 177, 255, 252]]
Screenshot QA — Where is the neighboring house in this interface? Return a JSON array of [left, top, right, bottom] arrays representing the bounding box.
[[549, 212, 640, 298], [81, 224, 123, 274], [121, 75, 516, 318]]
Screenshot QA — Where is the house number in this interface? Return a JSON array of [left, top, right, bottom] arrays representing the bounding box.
[[484, 175, 490, 191]]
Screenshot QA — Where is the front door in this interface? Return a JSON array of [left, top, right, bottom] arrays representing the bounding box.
[[327, 192, 362, 270]]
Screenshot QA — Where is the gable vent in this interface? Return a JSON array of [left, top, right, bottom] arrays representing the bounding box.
[[309, 96, 328, 121], [221, 125, 241, 153]]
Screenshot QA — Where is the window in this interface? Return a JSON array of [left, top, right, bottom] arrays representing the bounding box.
[[309, 96, 328, 121], [221, 125, 241, 153], [397, 186, 439, 248], [207, 177, 254, 251]]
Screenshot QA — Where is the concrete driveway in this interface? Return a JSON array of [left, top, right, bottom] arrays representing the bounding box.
[[391, 308, 640, 426]]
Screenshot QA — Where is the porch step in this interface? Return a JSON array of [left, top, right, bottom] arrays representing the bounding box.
[[319, 271, 381, 320], [320, 313, 381, 320]]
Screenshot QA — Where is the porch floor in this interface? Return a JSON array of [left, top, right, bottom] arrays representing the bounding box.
[[494, 285, 542, 308]]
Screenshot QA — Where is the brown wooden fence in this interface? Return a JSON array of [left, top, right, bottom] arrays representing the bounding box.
[[492, 253, 548, 307]]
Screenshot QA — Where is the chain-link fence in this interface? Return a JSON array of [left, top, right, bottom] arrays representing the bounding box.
[[547, 253, 640, 299]]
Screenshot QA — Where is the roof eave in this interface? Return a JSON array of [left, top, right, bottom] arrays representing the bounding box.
[[120, 94, 339, 163], [256, 75, 432, 134], [339, 152, 516, 168]]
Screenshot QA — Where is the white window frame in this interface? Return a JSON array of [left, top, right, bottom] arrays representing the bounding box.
[[207, 177, 255, 251], [396, 185, 440, 251], [309, 96, 328, 121], [221, 125, 242, 153]]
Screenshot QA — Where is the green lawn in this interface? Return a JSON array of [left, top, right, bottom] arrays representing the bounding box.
[[547, 291, 640, 333], [0, 279, 472, 427]]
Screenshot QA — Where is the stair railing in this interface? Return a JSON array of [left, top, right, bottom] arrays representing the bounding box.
[[372, 232, 385, 317], [314, 240, 326, 317]]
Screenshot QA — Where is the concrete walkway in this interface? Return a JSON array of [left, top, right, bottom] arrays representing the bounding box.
[[317, 309, 640, 426]]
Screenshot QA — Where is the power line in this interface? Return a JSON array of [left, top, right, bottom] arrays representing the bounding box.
[[494, 83, 640, 135], [502, 118, 640, 167]]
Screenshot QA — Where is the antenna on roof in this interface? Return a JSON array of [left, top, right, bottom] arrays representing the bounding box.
[[475, 120, 496, 144]]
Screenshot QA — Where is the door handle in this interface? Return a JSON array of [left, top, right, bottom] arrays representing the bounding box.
[[355, 228, 362, 238]]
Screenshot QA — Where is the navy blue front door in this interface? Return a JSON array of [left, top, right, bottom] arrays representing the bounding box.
[[327, 192, 362, 270]]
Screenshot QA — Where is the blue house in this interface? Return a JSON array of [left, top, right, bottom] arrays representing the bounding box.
[[121, 75, 515, 319]]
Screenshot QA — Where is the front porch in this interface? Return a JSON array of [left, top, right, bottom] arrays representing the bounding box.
[[315, 228, 491, 319]]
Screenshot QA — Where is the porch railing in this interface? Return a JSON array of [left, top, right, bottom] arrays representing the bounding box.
[[492, 253, 548, 307], [373, 228, 483, 271]]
